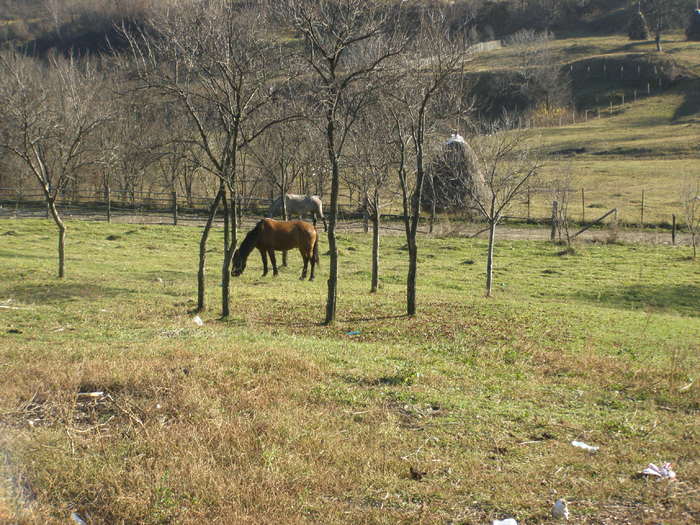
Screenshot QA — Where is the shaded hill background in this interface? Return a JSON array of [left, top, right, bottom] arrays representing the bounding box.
[[1, 0, 697, 56]]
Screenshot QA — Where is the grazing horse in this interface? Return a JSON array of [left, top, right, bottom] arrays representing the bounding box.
[[232, 219, 319, 281], [268, 194, 327, 232]]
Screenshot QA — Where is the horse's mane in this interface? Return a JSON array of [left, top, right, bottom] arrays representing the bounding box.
[[237, 220, 263, 262]]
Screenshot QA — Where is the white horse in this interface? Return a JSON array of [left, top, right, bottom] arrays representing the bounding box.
[[268, 194, 327, 231]]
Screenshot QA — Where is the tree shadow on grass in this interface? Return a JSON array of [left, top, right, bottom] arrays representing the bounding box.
[[4, 282, 132, 305], [0, 250, 53, 260], [673, 78, 700, 123], [573, 283, 700, 317], [341, 314, 409, 323]]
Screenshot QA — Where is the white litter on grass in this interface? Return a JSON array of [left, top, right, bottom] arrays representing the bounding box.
[[641, 462, 676, 480], [70, 512, 87, 525], [678, 381, 693, 392], [551, 499, 570, 520], [492, 519, 518, 525], [77, 392, 104, 398], [571, 440, 599, 452], [192, 315, 204, 326]]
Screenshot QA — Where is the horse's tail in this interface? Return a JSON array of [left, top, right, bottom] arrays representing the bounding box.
[[313, 234, 320, 266]]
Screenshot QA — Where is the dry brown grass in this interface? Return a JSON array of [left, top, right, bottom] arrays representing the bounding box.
[[0, 219, 698, 523]]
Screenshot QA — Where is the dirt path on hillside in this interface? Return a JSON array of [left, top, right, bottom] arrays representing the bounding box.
[[0, 208, 692, 246]]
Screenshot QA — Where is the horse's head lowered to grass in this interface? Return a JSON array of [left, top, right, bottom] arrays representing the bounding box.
[[231, 221, 263, 276]]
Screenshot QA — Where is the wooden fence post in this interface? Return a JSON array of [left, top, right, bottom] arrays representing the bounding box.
[[581, 188, 585, 223], [672, 214, 676, 245], [172, 190, 178, 226], [106, 185, 111, 223], [526, 188, 531, 221], [640, 189, 645, 226], [550, 201, 558, 241]]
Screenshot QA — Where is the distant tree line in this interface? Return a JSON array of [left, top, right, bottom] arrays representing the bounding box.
[[2, 1, 697, 53]]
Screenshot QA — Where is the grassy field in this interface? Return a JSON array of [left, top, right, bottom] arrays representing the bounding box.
[[1, 218, 698, 524], [468, 32, 700, 226]]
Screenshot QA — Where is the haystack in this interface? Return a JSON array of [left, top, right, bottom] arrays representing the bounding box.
[[423, 134, 486, 215], [687, 10, 700, 41], [628, 9, 650, 40]]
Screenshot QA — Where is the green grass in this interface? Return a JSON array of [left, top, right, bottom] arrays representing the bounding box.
[[1, 218, 698, 524], [466, 32, 700, 226]]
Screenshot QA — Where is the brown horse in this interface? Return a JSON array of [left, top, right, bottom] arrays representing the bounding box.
[[232, 219, 319, 280]]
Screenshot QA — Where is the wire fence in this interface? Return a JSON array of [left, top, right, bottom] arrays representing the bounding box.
[[0, 184, 691, 243]]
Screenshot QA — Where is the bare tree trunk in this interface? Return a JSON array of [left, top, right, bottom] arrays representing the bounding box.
[[406, 136, 426, 316], [407, 239, 417, 315], [172, 189, 178, 225], [223, 191, 229, 256], [48, 198, 66, 278], [106, 182, 111, 223], [363, 193, 369, 234], [371, 194, 380, 293], [197, 183, 224, 312], [281, 192, 288, 267], [429, 176, 436, 234], [221, 184, 238, 318], [324, 116, 340, 325], [486, 219, 496, 297]]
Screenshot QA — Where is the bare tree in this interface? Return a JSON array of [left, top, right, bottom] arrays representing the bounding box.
[[463, 118, 543, 297], [506, 29, 572, 114], [682, 177, 700, 259], [639, 0, 690, 51], [153, 107, 197, 226], [108, 91, 162, 208], [346, 107, 396, 293], [549, 160, 576, 246], [127, 0, 296, 316], [388, 11, 470, 316], [277, 0, 407, 324], [250, 118, 310, 266], [0, 50, 111, 277]]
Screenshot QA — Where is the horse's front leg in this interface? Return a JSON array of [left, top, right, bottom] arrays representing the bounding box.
[[269, 250, 279, 276], [260, 248, 268, 276]]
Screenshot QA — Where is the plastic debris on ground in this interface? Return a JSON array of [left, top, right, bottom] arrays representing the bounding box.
[[571, 440, 599, 452], [71, 512, 87, 525], [641, 462, 676, 480], [346, 330, 361, 336], [492, 519, 518, 525], [192, 315, 204, 326], [551, 499, 570, 520]]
